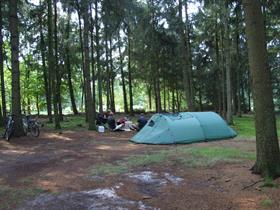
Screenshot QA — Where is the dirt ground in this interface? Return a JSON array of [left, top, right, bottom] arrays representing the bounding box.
[[0, 128, 280, 210]]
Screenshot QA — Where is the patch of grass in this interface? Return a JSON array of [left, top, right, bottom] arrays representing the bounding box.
[[261, 177, 278, 188], [260, 198, 273, 208], [232, 116, 256, 137], [91, 151, 170, 176], [0, 186, 45, 210], [176, 146, 255, 167], [232, 115, 280, 137], [44, 115, 87, 131], [91, 146, 255, 176]]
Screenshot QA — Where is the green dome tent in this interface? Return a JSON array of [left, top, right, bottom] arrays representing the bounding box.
[[131, 112, 237, 144]]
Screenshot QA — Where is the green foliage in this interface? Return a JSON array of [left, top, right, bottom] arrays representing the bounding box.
[[0, 186, 45, 210]]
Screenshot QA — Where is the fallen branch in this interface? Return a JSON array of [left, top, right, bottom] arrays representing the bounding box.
[[242, 179, 263, 190]]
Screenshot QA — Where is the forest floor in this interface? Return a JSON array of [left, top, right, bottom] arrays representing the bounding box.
[[0, 115, 280, 210]]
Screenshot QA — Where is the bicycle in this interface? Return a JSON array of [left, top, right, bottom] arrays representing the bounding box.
[[3, 115, 14, 141], [3, 115, 40, 141], [22, 115, 40, 137]]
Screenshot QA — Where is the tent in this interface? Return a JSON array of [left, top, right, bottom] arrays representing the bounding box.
[[131, 112, 237, 144]]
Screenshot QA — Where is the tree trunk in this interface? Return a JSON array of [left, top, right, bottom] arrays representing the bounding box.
[[179, 0, 194, 111], [104, 34, 111, 110], [243, 0, 280, 178], [76, 0, 87, 118], [39, 10, 52, 122], [54, 0, 63, 121], [26, 67, 31, 115], [235, 5, 242, 117], [90, 4, 96, 115], [36, 92, 40, 116], [172, 87, 175, 113], [9, 0, 24, 136], [148, 85, 152, 111], [118, 32, 128, 114], [0, 0, 6, 126], [109, 38, 115, 113], [153, 79, 158, 113], [127, 27, 133, 114], [82, 0, 96, 130], [215, 12, 222, 114], [221, 27, 226, 118], [57, 72, 63, 121], [224, 1, 233, 124], [66, 9, 78, 115], [163, 79, 166, 112], [48, 0, 60, 129], [95, 0, 103, 113]]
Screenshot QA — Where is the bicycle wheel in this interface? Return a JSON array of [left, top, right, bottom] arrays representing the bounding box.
[[5, 126, 13, 141], [30, 124, 40, 137]]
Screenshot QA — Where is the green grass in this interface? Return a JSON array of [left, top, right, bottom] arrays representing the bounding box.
[[91, 150, 170, 176], [261, 177, 278, 188], [176, 146, 255, 167], [232, 115, 280, 137], [44, 115, 87, 131], [260, 198, 273, 208], [0, 186, 46, 210], [91, 146, 255, 176]]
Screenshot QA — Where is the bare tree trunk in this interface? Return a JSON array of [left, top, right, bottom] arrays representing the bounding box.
[[235, 4, 242, 117], [104, 33, 111, 110], [172, 87, 175, 113], [215, 12, 222, 114], [82, 0, 96, 130], [0, 0, 6, 126], [66, 10, 78, 115], [48, 0, 60, 129], [90, 3, 96, 115], [36, 92, 40, 116], [153, 79, 158, 113], [163, 79, 166, 112], [39, 10, 52, 122], [54, 0, 63, 121], [244, 0, 280, 178], [95, 0, 103, 113], [148, 85, 152, 111], [109, 38, 115, 113], [9, 0, 24, 136], [179, 0, 194, 111], [221, 26, 226, 118], [224, 1, 233, 124], [155, 57, 161, 112], [118, 32, 128, 114], [127, 27, 133, 114], [76, 0, 87, 118]]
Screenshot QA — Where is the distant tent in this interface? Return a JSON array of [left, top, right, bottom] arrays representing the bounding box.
[[131, 112, 237, 144]]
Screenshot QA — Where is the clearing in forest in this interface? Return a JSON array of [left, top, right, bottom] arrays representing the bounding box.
[[0, 116, 280, 210]]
